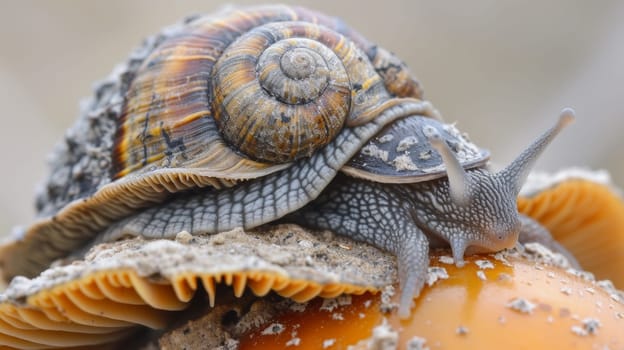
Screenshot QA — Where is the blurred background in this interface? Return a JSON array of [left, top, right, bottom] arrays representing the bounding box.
[[0, 0, 622, 235]]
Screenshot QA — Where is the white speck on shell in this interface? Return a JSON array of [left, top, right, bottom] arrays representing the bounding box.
[[447, 140, 464, 154], [422, 125, 438, 139], [396, 136, 419, 152], [442, 123, 458, 135], [420, 164, 446, 173], [377, 134, 394, 143], [392, 154, 418, 171], [418, 150, 432, 160], [361, 144, 389, 162]]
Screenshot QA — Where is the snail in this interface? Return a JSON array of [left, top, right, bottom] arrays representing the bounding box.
[[0, 4, 575, 320]]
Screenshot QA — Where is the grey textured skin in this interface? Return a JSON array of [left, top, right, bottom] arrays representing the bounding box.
[[291, 169, 578, 317], [99, 110, 574, 318], [296, 112, 574, 318], [291, 172, 518, 316]]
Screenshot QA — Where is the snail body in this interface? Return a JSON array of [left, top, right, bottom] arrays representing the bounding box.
[[1, 5, 427, 279], [0, 5, 574, 318]]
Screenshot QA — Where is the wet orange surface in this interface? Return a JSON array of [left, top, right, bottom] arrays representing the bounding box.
[[241, 253, 624, 349]]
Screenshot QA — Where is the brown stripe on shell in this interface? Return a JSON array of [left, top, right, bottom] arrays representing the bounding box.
[[370, 45, 424, 99]]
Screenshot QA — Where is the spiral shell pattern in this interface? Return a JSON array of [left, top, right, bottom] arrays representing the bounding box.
[[212, 23, 354, 162]]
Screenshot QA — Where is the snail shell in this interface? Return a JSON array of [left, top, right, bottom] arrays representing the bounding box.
[[113, 6, 424, 178], [0, 5, 426, 279]]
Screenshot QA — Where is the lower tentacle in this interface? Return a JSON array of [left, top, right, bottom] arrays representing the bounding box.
[[291, 177, 429, 318], [395, 231, 429, 318]]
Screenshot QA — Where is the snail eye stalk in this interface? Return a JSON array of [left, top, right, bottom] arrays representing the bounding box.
[[498, 108, 575, 195], [426, 125, 472, 206]]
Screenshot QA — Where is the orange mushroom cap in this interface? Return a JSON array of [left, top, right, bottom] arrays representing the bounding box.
[[241, 251, 624, 350]]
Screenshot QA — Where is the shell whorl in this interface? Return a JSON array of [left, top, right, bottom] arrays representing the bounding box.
[[212, 22, 353, 163]]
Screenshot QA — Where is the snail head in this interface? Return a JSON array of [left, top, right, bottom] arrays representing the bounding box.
[[426, 109, 575, 266]]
